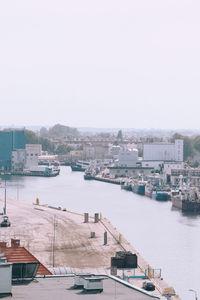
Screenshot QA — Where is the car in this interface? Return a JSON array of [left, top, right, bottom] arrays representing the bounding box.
[[0, 216, 11, 227], [142, 281, 155, 291]]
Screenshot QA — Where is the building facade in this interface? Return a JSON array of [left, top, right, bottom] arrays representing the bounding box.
[[0, 130, 26, 171], [143, 139, 183, 162], [116, 149, 138, 167], [25, 144, 42, 169]]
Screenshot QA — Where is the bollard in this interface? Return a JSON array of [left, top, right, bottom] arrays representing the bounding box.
[[90, 232, 95, 238], [36, 198, 40, 205], [147, 264, 152, 279], [104, 231, 107, 245], [119, 233, 122, 244], [84, 213, 89, 223], [100, 212, 102, 220], [94, 213, 99, 223]]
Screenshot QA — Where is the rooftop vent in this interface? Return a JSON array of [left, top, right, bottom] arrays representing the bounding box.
[[83, 277, 104, 293], [11, 238, 20, 248]]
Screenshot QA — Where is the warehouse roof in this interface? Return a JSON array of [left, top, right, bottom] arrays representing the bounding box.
[[7, 275, 161, 300]]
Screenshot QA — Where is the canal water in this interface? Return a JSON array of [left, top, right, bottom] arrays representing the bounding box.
[[1, 166, 199, 300]]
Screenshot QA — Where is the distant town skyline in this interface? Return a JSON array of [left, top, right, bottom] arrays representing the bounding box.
[[1, 1, 200, 129]]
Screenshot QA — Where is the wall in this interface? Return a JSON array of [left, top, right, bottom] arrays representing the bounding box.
[[25, 144, 42, 169], [143, 139, 183, 162]]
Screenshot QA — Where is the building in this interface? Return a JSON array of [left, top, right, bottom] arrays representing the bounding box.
[[25, 144, 42, 169], [83, 143, 95, 159], [170, 167, 200, 186], [116, 149, 139, 167], [109, 166, 153, 179], [11, 149, 26, 171], [0, 130, 26, 171], [2, 274, 160, 300], [143, 140, 183, 162], [0, 239, 52, 277]]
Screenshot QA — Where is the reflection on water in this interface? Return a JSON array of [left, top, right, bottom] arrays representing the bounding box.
[[0, 166, 199, 300]]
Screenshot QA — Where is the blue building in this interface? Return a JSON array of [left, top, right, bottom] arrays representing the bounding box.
[[0, 130, 26, 171]]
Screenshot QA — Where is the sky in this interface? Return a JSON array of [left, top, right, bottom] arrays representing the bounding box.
[[0, 0, 200, 129]]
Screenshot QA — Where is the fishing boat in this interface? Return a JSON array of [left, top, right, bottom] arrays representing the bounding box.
[[121, 179, 132, 191], [132, 179, 146, 195], [71, 161, 90, 172], [145, 183, 168, 201], [171, 187, 200, 213]]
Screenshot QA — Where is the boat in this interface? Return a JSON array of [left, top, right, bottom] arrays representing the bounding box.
[[84, 169, 94, 180], [121, 179, 132, 191], [71, 161, 90, 172], [132, 179, 146, 195], [145, 183, 168, 201], [151, 190, 168, 201], [171, 187, 200, 213]]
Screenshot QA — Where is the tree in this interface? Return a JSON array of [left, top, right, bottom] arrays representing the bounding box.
[[55, 144, 73, 155], [193, 136, 200, 152], [25, 130, 55, 153], [117, 130, 123, 140], [48, 124, 79, 138]]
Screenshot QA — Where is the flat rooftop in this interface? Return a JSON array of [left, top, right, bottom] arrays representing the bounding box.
[[7, 276, 160, 300]]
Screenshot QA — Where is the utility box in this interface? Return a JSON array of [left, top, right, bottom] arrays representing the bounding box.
[[74, 274, 93, 288], [84, 213, 89, 223], [83, 277, 103, 292], [94, 213, 99, 223], [0, 263, 12, 296]]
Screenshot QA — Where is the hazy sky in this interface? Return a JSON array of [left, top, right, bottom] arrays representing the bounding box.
[[0, 1, 200, 129]]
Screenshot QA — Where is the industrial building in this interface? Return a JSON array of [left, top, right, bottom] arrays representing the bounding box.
[[143, 140, 183, 162], [0, 130, 26, 171]]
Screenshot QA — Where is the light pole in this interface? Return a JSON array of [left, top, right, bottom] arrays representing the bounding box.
[[189, 289, 198, 300], [4, 180, 7, 215]]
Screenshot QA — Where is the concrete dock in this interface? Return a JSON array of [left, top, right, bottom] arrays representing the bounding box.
[[0, 196, 180, 299]]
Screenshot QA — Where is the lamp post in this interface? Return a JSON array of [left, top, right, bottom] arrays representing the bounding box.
[[189, 289, 198, 300], [4, 180, 7, 215]]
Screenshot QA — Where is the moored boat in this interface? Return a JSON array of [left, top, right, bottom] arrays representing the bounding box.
[[121, 179, 132, 191], [71, 161, 90, 172], [171, 187, 200, 213], [132, 179, 146, 195], [151, 190, 169, 201]]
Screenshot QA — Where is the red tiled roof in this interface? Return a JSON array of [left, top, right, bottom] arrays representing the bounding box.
[[5, 247, 52, 276]]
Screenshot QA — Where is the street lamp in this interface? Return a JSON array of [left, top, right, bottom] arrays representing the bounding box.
[[189, 289, 198, 300]]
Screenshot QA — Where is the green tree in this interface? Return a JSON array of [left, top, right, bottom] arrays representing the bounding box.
[[25, 130, 55, 153], [117, 130, 123, 140], [55, 144, 73, 154], [193, 136, 200, 152]]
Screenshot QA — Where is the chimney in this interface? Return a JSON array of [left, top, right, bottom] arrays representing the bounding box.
[[0, 242, 7, 257], [11, 238, 20, 247]]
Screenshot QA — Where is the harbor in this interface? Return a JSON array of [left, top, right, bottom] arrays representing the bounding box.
[[0, 167, 199, 299]]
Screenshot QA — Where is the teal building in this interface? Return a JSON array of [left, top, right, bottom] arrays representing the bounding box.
[[0, 130, 26, 171]]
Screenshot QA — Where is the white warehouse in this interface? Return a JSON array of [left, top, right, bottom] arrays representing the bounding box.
[[25, 144, 42, 169], [116, 148, 139, 167], [143, 139, 183, 162]]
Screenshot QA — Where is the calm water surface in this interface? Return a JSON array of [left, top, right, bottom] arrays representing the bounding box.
[[1, 166, 200, 300]]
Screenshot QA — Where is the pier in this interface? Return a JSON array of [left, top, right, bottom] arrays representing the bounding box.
[[0, 195, 180, 299]]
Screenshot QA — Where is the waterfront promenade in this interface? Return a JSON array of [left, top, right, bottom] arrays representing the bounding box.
[[0, 195, 179, 299]]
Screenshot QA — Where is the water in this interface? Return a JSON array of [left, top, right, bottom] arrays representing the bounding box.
[[1, 166, 199, 300]]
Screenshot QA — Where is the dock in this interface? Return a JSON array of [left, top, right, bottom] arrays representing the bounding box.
[[0, 196, 180, 299], [89, 175, 122, 185]]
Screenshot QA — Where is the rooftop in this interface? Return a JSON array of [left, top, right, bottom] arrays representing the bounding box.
[[7, 275, 160, 300]]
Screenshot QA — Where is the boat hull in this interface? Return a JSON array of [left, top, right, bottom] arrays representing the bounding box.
[[182, 200, 200, 213], [172, 197, 182, 209], [133, 185, 145, 195], [151, 191, 168, 201]]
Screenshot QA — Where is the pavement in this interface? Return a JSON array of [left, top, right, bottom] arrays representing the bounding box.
[[0, 196, 180, 299]]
